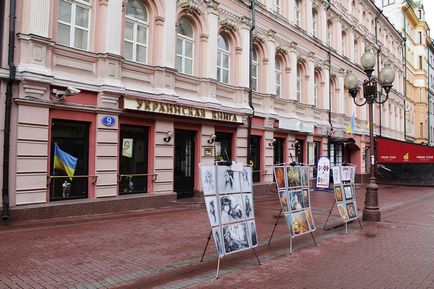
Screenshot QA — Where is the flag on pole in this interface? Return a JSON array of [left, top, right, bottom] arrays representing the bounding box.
[[366, 121, 370, 130], [54, 143, 78, 180], [345, 113, 355, 134]]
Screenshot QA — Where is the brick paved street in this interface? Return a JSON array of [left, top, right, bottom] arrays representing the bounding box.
[[1, 185, 433, 289]]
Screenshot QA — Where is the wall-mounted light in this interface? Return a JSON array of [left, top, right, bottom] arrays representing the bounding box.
[[163, 131, 173, 142], [50, 86, 81, 100], [269, 138, 277, 147], [291, 140, 300, 148], [207, 134, 217, 144]]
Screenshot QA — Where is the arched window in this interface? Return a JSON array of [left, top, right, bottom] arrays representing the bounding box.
[[252, 48, 258, 91], [176, 17, 194, 75], [275, 57, 282, 97], [297, 63, 303, 102], [217, 34, 230, 84], [312, 9, 318, 38], [342, 31, 347, 57], [57, 0, 91, 50], [327, 21, 332, 47], [295, 0, 301, 27], [314, 71, 319, 107], [124, 0, 148, 63]]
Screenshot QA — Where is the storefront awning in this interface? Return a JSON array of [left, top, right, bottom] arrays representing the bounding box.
[[329, 137, 356, 144]]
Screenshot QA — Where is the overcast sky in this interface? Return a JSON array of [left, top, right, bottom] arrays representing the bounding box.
[[424, 0, 434, 37]]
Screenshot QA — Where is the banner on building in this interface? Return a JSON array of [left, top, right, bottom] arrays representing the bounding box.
[[200, 164, 258, 257]]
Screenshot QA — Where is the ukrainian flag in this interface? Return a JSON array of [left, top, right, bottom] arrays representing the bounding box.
[[345, 113, 355, 134], [54, 143, 78, 180]]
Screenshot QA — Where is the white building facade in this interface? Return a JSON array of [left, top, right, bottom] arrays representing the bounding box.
[[0, 0, 404, 219]]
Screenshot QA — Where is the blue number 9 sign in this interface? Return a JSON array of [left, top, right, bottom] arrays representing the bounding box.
[[101, 116, 116, 127]]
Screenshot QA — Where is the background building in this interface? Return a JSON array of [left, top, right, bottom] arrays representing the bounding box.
[[428, 39, 434, 145], [0, 0, 404, 219]]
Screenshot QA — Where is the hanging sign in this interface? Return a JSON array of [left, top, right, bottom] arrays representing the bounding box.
[[316, 157, 330, 188]]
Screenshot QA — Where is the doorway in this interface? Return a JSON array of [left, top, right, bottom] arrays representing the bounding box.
[[174, 129, 196, 198]]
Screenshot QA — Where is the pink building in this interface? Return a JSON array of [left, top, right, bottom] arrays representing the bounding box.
[[0, 0, 404, 220]]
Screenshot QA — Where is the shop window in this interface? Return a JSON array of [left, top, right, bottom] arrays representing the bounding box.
[[295, 139, 304, 164], [250, 136, 261, 183], [273, 137, 285, 165], [119, 125, 149, 195], [215, 132, 232, 161], [50, 120, 89, 201], [329, 143, 343, 165]]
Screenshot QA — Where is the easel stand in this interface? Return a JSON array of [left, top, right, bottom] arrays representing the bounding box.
[[323, 201, 363, 233], [200, 230, 261, 279], [267, 209, 317, 254]]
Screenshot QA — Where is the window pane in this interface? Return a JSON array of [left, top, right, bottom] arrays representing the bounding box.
[[124, 41, 133, 60], [75, 6, 89, 28], [58, 0, 71, 23], [223, 70, 229, 83], [126, 0, 147, 21], [217, 67, 221, 81], [217, 52, 221, 66], [176, 56, 183, 72], [137, 25, 147, 44], [218, 35, 228, 50], [185, 59, 193, 75], [74, 28, 88, 49], [178, 17, 193, 38], [136, 45, 146, 63], [185, 41, 193, 58], [57, 23, 70, 45], [176, 39, 183, 55], [125, 22, 134, 41], [223, 54, 229, 68]]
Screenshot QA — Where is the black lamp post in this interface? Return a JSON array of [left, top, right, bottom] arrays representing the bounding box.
[[343, 47, 395, 222]]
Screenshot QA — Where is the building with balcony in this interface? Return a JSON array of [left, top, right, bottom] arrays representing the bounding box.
[[0, 0, 404, 220]]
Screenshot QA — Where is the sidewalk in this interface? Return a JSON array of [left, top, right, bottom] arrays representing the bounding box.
[[0, 184, 433, 289]]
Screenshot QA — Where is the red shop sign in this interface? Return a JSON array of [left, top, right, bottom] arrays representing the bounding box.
[[376, 137, 434, 163]]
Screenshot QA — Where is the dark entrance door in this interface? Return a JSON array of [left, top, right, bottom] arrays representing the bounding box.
[[273, 137, 285, 165], [250, 135, 261, 183], [174, 129, 195, 198]]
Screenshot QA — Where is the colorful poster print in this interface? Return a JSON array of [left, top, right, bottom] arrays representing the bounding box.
[[217, 166, 240, 193], [344, 185, 353, 200], [335, 186, 343, 202], [316, 157, 330, 188], [341, 166, 351, 181], [305, 209, 315, 231], [287, 166, 301, 187], [223, 223, 249, 254], [332, 166, 341, 185], [205, 196, 219, 227], [285, 213, 293, 235], [220, 195, 244, 224], [274, 166, 286, 189], [338, 203, 348, 221], [243, 193, 254, 219], [212, 227, 224, 256], [290, 190, 304, 211], [240, 166, 253, 192], [346, 202, 357, 219], [302, 189, 310, 208], [247, 220, 258, 247], [292, 211, 310, 236], [299, 166, 309, 187], [200, 165, 216, 195], [278, 190, 290, 212]]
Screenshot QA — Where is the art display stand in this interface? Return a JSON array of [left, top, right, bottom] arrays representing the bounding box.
[[269, 163, 317, 254], [199, 162, 261, 279], [323, 164, 362, 233]]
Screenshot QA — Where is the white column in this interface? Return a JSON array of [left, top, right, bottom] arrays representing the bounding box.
[[349, 29, 355, 62], [266, 35, 276, 94], [25, 0, 51, 37], [289, 47, 298, 100], [323, 66, 330, 110], [320, 6, 327, 44], [105, 0, 123, 55], [240, 23, 250, 88], [336, 19, 343, 55], [206, 7, 219, 79], [306, 0, 313, 36], [307, 57, 315, 105], [162, 0, 177, 68], [288, 0, 295, 25], [337, 75, 345, 114]]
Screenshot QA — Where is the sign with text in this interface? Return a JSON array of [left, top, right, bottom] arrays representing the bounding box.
[[316, 157, 330, 188], [377, 137, 434, 163]]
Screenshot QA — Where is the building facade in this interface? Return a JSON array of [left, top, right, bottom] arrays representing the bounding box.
[[0, 0, 404, 219], [377, 0, 429, 143], [429, 39, 434, 146]]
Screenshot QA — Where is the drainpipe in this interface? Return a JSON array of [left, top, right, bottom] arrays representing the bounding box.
[[3, 0, 16, 220], [326, 1, 332, 159], [246, 0, 256, 166]]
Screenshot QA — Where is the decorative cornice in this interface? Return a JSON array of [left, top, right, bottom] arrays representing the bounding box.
[[177, 0, 204, 16], [219, 18, 239, 33], [252, 32, 265, 44], [276, 45, 288, 55]]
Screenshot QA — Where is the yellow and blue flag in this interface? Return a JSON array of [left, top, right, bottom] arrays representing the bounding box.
[[54, 143, 78, 180], [345, 113, 355, 134]]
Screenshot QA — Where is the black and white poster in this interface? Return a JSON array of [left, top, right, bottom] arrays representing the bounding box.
[[219, 194, 244, 224], [223, 223, 249, 254], [205, 196, 219, 227], [217, 166, 241, 193]]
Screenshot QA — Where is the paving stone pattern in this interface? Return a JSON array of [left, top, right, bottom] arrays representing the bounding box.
[[0, 185, 433, 289]]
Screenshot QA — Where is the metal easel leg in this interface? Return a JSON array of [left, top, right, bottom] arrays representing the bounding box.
[[345, 222, 348, 234], [200, 230, 212, 262], [323, 202, 335, 230], [268, 208, 283, 245], [289, 236, 293, 255], [252, 248, 261, 265], [215, 256, 221, 279], [310, 232, 318, 246], [357, 218, 363, 230]]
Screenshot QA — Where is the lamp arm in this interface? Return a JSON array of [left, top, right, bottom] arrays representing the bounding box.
[[353, 97, 368, 107], [374, 93, 389, 105]]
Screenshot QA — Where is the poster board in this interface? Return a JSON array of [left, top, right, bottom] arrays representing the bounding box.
[[274, 164, 316, 237], [200, 164, 258, 257], [316, 157, 330, 188], [332, 164, 358, 222]]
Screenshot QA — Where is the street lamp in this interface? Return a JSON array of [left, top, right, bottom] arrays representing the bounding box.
[[343, 47, 395, 222]]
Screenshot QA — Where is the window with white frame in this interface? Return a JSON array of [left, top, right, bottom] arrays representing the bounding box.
[[297, 65, 302, 102], [252, 49, 258, 91], [273, 0, 281, 14], [314, 72, 319, 107], [275, 57, 281, 97], [312, 10, 318, 37], [382, 0, 395, 7], [354, 40, 358, 63], [57, 0, 91, 50], [217, 34, 230, 84], [176, 17, 194, 75], [327, 21, 332, 47], [295, 0, 301, 27], [342, 32, 347, 56], [124, 0, 148, 64]]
